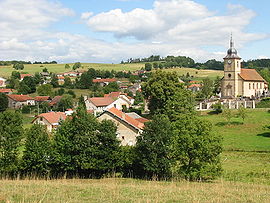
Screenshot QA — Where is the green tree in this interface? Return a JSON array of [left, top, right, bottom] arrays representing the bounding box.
[[11, 71, 20, 79], [237, 107, 247, 123], [213, 76, 221, 95], [103, 82, 119, 94], [65, 64, 71, 69], [52, 107, 120, 177], [145, 63, 152, 71], [201, 78, 214, 99], [72, 62, 81, 70], [0, 93, 8, 112], [222, 108, 233, 124], [64, 77, 73, 89], [50, 74, 59, 88], [21, 124, 51, 177], [76, 71, 93, 89], [17, 81, 31, 94], [13, 63, 24, 70], [135, 114, 172, 179], [142, 70, 183, 114], [0, 111, 23, 176], [37, 84, 53, 96], [170, 115, 222, 180], [57, 94, 73, 111], [22, 76, 37, 93]]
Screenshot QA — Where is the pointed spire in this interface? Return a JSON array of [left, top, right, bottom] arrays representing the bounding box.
[[230, 33, 234, 48]]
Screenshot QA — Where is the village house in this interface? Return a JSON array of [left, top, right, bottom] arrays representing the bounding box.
[[98, 107, 146, 146], [188, 83, 202, 92], [7, 94, 35, 108], [104, 91, 134, 105], [85, 95, 132, 116], [57, 76, 65, 85], [49, 96, 62, 108], [34, 96, 52, 105], [20, 74, 33, 81], [0, 88, 13, 95], [0, 77, 6, 87], [92, 78, 117, 86], [221, 37, 267, 98], [32, 112, 67, 132]]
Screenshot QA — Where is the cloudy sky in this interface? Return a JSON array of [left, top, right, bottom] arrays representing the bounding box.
[[0, 0, 269, 63]]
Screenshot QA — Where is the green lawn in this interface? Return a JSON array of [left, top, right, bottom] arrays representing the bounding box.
[[201, 109, 270, 152], [0, 63, 144, 78]]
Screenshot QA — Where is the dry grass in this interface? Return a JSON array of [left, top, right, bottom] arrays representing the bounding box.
[[0, 178, 270, 202]]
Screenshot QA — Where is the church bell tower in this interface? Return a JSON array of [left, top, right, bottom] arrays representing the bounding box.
[[222, 35, 242, 98]]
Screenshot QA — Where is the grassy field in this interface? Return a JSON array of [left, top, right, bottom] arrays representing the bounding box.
[[0, 63, 223, 80], [1, 178, 270, 202], [164, 67, 223, 80], [0, 63, 144, 78]]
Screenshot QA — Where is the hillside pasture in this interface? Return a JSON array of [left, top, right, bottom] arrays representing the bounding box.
[[0, 63, 144, 78], [1, 178, 270, 203]]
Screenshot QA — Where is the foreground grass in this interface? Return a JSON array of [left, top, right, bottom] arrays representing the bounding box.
[[1, 178, 270, 203]]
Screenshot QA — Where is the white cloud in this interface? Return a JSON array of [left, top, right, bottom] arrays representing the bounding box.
[[81, 12, 93, 20], [0, 0, 268, 63]]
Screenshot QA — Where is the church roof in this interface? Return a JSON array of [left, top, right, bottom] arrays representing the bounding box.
[[224, 35, 241, 59], [238, 68, 266, 82]]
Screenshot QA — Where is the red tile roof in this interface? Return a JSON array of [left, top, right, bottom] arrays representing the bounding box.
[[89, 97, 114, 107], [0, 89, 13, 93], [50, 96, 62, 106], [188, 84, 202, 88], [35, 96, 51, 102], [20, 74, 32, 79], [57, 76, 65, 79], [33, 112, 66, 125], [93, 78, 116, 83], [107, 107, 144, 129], [7, 94, 33, 102], [135, 117, 149, 123], [239, 68, 265, 82]]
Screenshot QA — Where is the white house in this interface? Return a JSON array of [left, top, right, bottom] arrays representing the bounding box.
[[0, 77, 6, 87], [98, 107, 146, 146], [7, 95, 35, 108], [32, 112, 67, 132], [85, 96, 132, 116]]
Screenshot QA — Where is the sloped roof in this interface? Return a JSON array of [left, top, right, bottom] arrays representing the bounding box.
[[107, 107, 144, 130], [0, 89, 13, 93], [33, 112, 66, 125], [50, 96, 62, 106], [104, 91, 121, 99], [35, 96, 51, 102], [20, 74, 32, 79], [93, 78, 116, 83], [7, 94, 33, 102], [89, 97, 114, 107], [188, 84, 202, 88], [238, 68, 265, 82]]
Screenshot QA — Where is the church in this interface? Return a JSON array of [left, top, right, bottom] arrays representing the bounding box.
[[221, 37, 267, 98]]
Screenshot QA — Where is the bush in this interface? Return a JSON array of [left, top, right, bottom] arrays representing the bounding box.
[[212, 102, 223, 114], [257, 97, 270, 108], [21, 105, 31, 114]]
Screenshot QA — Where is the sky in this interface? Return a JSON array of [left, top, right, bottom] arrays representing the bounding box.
[[0, 0, 270, 64]]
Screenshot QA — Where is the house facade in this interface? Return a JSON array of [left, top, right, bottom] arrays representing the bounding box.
[[221, 37, 267, 98], [32, 112, 67, 132], [98, 107, 146, 146], [7, 95, 35, 108]]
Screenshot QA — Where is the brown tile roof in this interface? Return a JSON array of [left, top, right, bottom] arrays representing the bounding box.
[[93, 78, 116, 83], [89, 97, 114, 107], [35, 96, 51, 102], [188, 84, 202, 88], [135, 117, 149, 123], [20, 74, 32, 79], [238, 68, 265, 82], [50, 96, 62, 106], [0, 89, 13, 93], [107, 107, 144, 129], [33, 112, 66, 125], [7, 94, 33, 102]]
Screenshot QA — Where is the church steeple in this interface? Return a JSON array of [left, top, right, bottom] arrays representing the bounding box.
[[224, 34, 241, 59]]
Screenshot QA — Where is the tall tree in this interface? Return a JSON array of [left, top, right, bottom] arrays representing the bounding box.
[[57, 95, 73, 111], [50, 74, 59, 88], [170, 115, 222, 181], [72, 62, 81, 70], [0, 111, 23, 176], [142, 70, 183, 114], [0, 93, 8, 112], [21, 124, 51, 177], [135, 114, 172, 179], [37, 84, 53, 96]]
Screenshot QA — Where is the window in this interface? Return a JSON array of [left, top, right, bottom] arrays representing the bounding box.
[[253, 83, 255, 89], [114, 104, 116, 108], [257, 83, 259, 89], [122, 136, 125, 140], [249, 83, 251, 89], [260, 83, 262, 89], [228, 73, 231, 78]]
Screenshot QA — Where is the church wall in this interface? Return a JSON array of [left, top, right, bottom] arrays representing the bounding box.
[[243, 81, 265, 97]]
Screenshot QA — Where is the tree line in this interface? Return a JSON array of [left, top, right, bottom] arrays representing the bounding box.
[[0, 60, 57, 66], [0, 71, 222, 181]]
